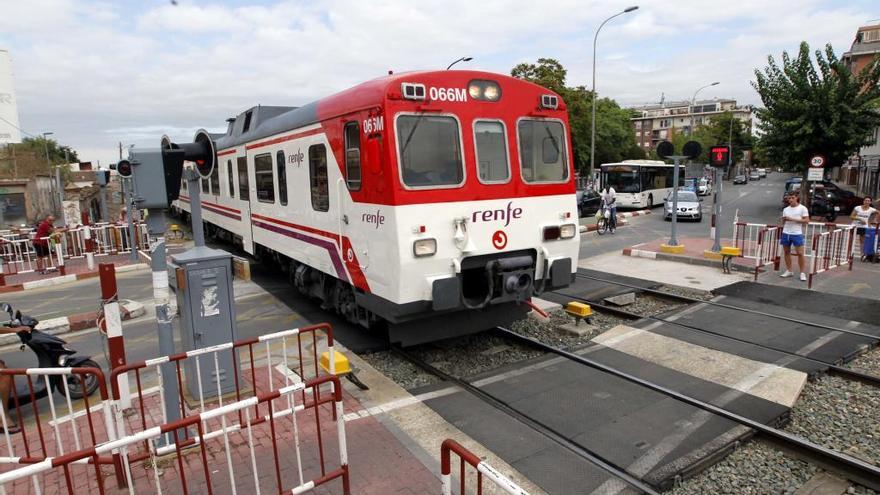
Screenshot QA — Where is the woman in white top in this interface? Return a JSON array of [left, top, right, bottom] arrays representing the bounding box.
[[851, 197, 877, 259]]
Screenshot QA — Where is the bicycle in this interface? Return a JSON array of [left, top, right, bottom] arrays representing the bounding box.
[[596, 203, 616, 235]]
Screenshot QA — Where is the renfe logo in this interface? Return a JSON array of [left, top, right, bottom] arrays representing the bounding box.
[[362, 210, 385, 229], [289, 148, 304, 167], [472, 202, 523, 227]]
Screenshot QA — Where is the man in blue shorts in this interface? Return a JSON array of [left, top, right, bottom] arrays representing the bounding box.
[[780, 193, 810, 281]]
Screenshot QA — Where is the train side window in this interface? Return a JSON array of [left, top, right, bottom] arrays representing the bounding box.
[[254, 153, 275, 203], [237, 157, 250, 201], [277, 150, 287, 206], [309, 144, 329, 212], [474, 120, 510, 183], [201, 177, 209, 194], [227, 160, 235, 198], [344, 122, 361, 191], [210, 160, 220, 194]]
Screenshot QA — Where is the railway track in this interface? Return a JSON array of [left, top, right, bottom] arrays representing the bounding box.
[[392, 323, 880, 493], [550, 282, 880, 389]]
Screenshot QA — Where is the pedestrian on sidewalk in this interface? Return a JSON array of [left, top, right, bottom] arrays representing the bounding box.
[[601, 185, 617, 232], [32, 215, 55, 274], [780, 193, 810, 281], [851, 197, 878, 260], [0, 324, 32, 434]]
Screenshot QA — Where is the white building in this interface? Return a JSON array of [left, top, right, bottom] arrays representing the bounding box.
[[629, 98, 753, 151]]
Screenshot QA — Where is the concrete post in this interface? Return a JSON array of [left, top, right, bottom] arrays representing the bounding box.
[[146, 211, 182, 445], [100, 263, 130, 409], [185, 169, 206, 247]]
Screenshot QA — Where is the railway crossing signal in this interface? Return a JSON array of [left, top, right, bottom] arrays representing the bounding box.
[[111, 160, 132, 178], [709, 146, 730, 168]]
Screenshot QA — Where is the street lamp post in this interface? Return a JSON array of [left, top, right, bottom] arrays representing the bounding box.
[[590, 6, 638, 174], [689, 82, 719, 136], [42, 132, 58, 219], [446, 56, 473, 70]]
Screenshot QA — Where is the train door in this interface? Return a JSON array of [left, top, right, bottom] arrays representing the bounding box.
[[339, 121, 369, 275], [236, 155, 254, 254]]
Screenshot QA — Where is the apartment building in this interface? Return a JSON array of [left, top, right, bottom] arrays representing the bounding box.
[[630, 99, 753, 151], [841, 22, 880, 197]]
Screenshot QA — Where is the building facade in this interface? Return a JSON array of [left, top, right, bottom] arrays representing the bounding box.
[[841, 23, 880, 197], [629, 99, 753, 151]]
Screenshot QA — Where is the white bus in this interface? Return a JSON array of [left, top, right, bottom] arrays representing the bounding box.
[[600, 160, 685, 209]]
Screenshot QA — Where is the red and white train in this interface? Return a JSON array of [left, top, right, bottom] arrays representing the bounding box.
[[171, 70, 580, 345]]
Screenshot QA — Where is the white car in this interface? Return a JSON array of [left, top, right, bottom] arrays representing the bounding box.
[[664, 190, 703, 221], [696, 178, 711, 196]]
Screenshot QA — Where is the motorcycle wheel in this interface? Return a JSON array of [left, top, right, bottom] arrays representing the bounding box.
[[58, 360, 102, 399]]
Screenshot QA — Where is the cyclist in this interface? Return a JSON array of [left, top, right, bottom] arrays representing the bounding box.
[[601, 185, 617, 233]]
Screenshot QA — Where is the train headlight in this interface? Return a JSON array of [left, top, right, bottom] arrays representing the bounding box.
[[467, 80, 501, 102], [413, 238, 437, 257], [560, 224, 577, 239]]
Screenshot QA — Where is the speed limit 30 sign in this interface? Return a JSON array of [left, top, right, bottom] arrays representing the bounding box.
[[810, 155, 825, 168]]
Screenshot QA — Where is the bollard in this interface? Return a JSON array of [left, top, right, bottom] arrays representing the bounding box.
[[54, 240, 66, 276], [100, 263, 130, 409]]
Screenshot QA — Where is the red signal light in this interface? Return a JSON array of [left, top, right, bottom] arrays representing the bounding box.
[[709, 146, 730, 168]]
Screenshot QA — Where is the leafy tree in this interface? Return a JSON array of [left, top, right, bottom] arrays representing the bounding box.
[[752, 42, 880, 178], [511, 58, 644, 175], [14, 136, 80, 165]]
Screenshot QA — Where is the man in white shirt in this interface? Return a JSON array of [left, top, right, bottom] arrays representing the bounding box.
[[601, 186, 616, 231], [780, 193, 810, 281]]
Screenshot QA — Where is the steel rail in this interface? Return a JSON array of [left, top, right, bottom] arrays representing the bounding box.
[[573, 272, 880, 342], [496, 327, 880, 492], [390, 346, 660, 495], [558, 292, 880, 388]]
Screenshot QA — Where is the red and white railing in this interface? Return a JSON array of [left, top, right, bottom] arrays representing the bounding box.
[[808, 226, 855, 289], [0, 376, 350, 495], [441, 439, 529, 495]]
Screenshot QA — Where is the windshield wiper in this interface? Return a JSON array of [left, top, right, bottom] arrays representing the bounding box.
[[401, 114, 427, 155]]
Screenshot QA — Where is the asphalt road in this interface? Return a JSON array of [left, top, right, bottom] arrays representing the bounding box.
[[578, 172, 793, 258]]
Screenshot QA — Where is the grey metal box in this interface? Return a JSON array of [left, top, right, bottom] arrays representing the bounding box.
[[170, 246, 239, 398]]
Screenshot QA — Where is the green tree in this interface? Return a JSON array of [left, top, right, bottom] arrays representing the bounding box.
[[752, 42, 880, 177], [511, 58, 644, 175], [0, 137, 78, 180]]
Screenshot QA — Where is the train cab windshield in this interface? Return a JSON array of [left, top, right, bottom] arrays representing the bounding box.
[[518, 119, 568, 183], [397, 115, 464, 188]]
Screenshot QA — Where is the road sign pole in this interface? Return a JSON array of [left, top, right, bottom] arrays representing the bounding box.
[[711, 166, 723, 252]]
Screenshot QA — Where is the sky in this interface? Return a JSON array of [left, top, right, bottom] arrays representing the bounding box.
[[0, 0, 876, 165]]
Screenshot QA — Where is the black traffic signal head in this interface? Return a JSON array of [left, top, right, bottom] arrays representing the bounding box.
[[111, 160, 133, 178], [683, 141, 702, 160], [656, 140, 674, 159], [709, 145, 731, 168], [161, 130, 216, 179]]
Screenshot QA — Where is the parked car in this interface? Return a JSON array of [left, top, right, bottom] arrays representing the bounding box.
[[749, 170, 761, 181], [733, 175, 748, 185], [578, 189, 602, 217], [664, 190, 702, 222], [813, 185, 863, 214]]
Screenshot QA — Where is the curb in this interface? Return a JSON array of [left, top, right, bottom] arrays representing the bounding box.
[[0, 300, 147, 346], [0, 263, 150, 293], [578, 210, 651, 234], [621, 247, 754, 273]]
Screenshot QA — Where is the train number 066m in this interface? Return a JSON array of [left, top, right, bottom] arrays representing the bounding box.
[[429, 87, 468, 102]]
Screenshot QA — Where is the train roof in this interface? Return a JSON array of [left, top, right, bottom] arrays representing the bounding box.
[[214, 70, 560, 151]]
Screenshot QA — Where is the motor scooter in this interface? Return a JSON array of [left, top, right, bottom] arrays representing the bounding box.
[[1, 302, 101, 409]]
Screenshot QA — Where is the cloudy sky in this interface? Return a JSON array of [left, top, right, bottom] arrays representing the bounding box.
[[0, 0, 875, 165]]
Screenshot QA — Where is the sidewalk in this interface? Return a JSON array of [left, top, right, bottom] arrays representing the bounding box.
[[620, 234, 880, 299]]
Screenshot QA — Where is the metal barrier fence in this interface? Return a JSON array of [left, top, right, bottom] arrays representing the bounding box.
[[0, 224, 149, 276], [441, 439, 529, 495], [109, 324, 339, 481], [0, 367, 116, 473], [731, 223, 781, 280], [808, 226, 855, 289], [0, 376, 350, 495]]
